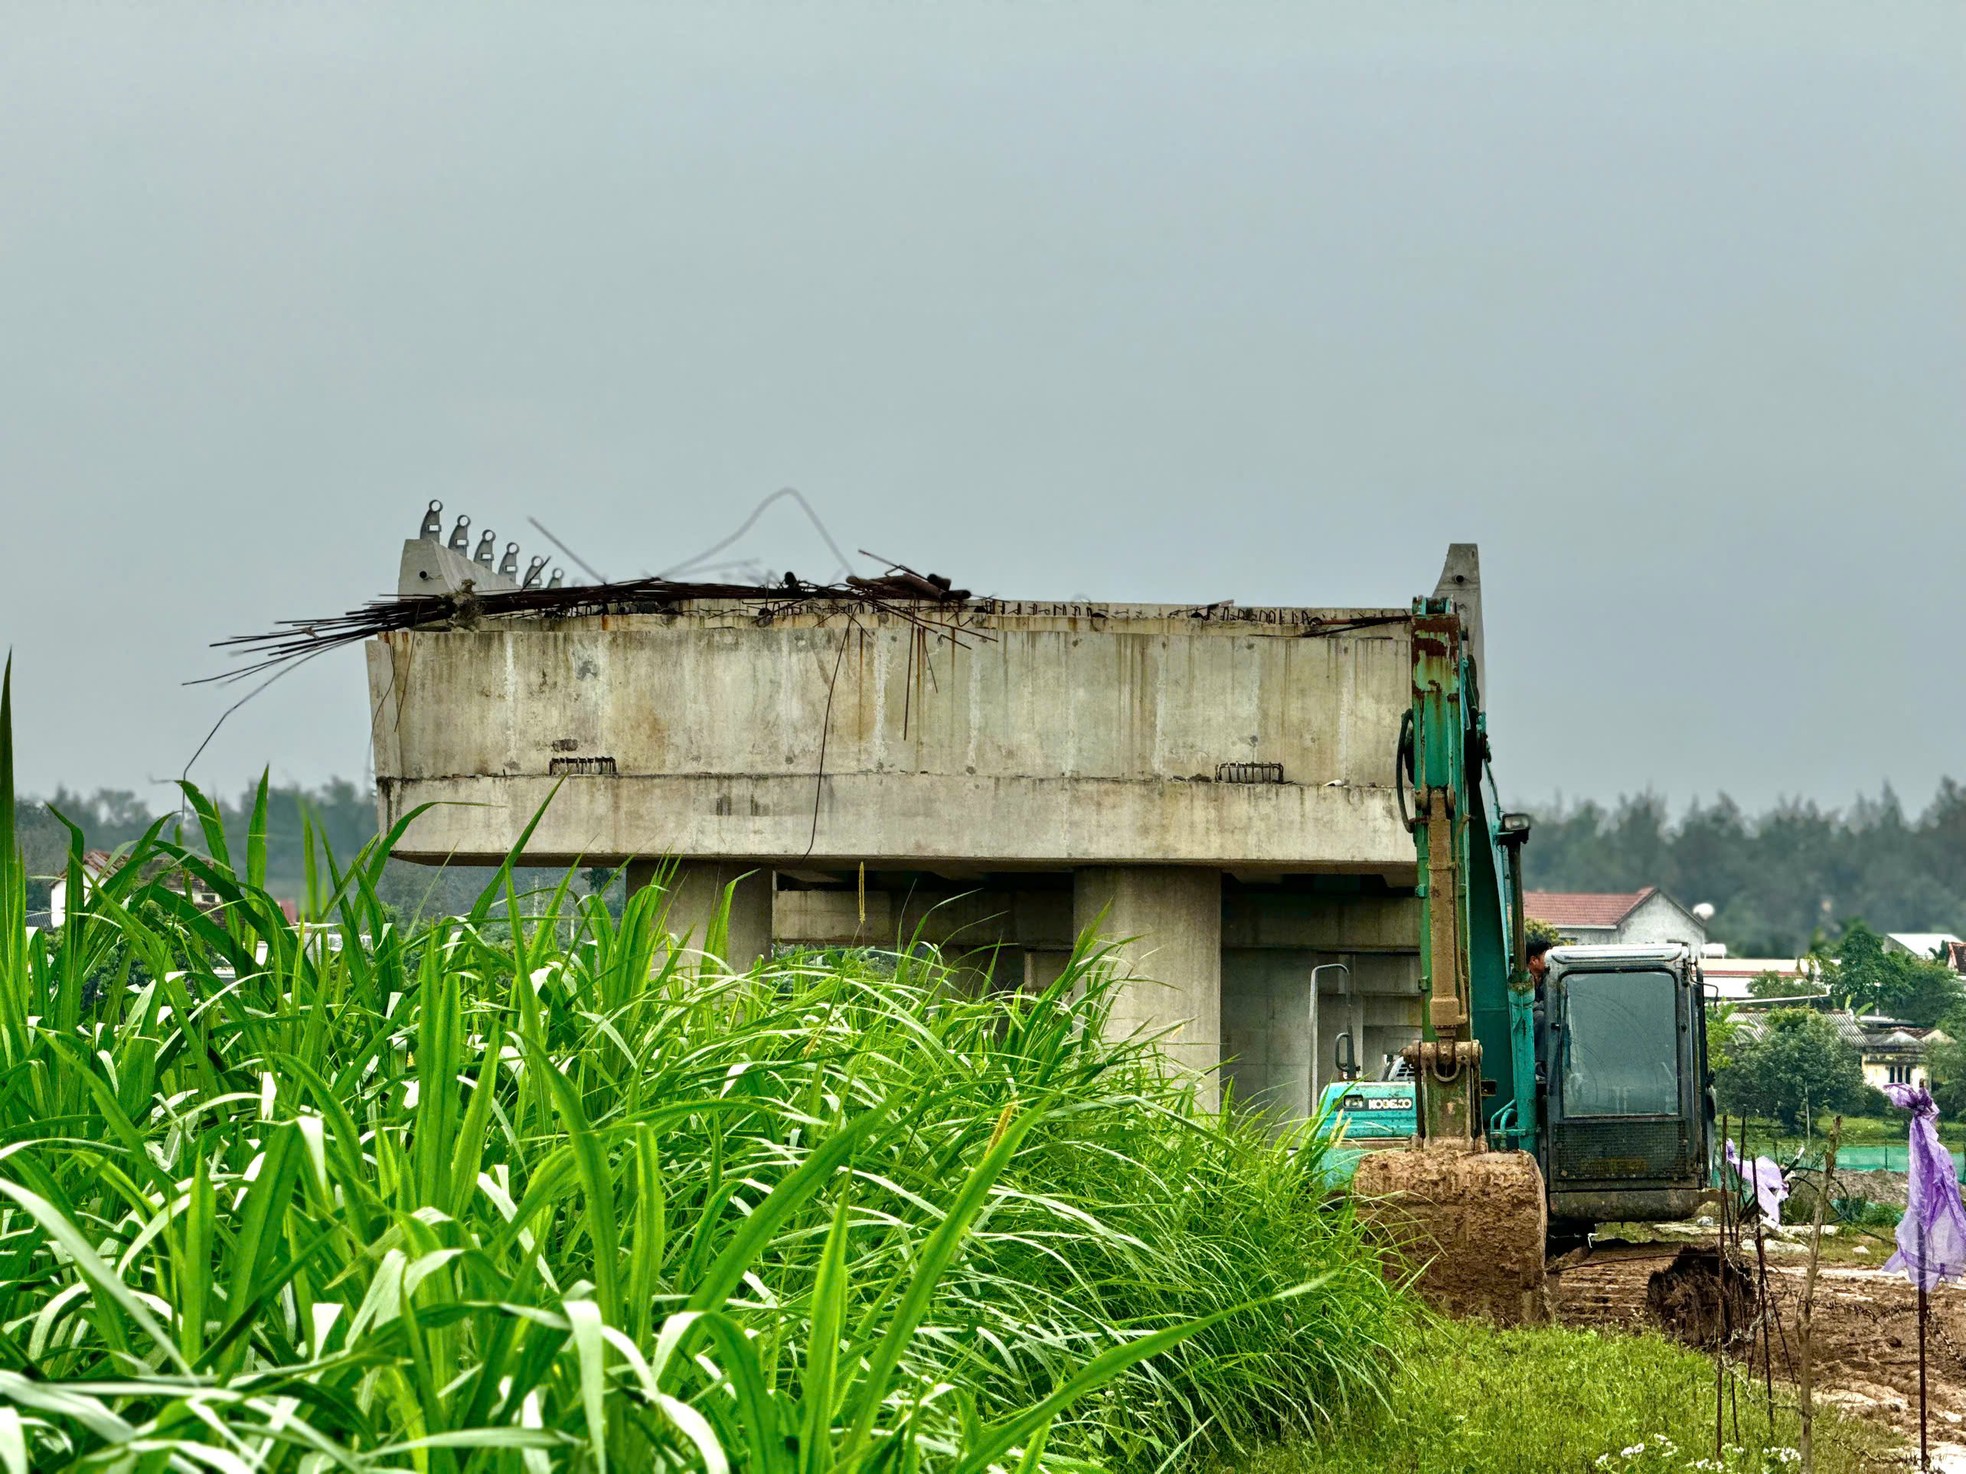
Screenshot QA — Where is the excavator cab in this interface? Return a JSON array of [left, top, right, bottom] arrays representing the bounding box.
[[1541, 944, 1713, 1237]]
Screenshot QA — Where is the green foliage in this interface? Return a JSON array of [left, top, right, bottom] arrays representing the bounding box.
[[12, 775, 583, 926], [1925, 1032, 1966, 1119], [1715, 1008, 1870, 1130], [36, 776, 1966, 962], [1522, 786, 1966, 956], [0, 702, 1407, 1470], [1523, 915, 1565, 948], [1815, 919, 1962, 1025], [1234, 1320, 1890, 1474], [1704, 1004, 1742, 1073]]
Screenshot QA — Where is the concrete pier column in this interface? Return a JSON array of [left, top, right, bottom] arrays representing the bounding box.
[[1073, 866, 1222, 1106], [627, 859, 774, 971]]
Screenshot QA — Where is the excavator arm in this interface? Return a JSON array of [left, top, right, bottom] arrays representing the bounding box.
[[1352, 565, 1550, 1324], [1399, 597, 1537, 1153]]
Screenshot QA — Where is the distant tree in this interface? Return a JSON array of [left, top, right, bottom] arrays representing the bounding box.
[[1882, 959, 1966, 1029], [1705, 1003, 1743, 1074], [15, 777, 384, 912], [215, 777, 377, 898], [1716, 1008, 1869, 1130], [1818, 919, 1963, 1026], [1927, 1033, 1966, 1120]]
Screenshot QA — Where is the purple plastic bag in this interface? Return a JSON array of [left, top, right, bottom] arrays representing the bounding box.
[[1881, 1082, 1966, 1290], [1725, 1139, 1788, 1226]]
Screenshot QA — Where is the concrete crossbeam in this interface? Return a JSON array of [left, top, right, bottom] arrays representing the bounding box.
[[372, 772, 1409, 871]]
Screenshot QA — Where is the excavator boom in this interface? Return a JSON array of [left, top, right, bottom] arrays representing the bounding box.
[[1353, 562, 1550, 1323]]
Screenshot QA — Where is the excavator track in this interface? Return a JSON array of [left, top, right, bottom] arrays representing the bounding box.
[[1354, 1144, 1551, 1325]]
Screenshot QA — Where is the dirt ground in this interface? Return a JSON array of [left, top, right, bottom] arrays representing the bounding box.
[[1551, 1233, 1966, 1465]]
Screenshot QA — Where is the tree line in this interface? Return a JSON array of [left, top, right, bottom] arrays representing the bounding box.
[[13, 780, 377, 906], [1521, 784, 1966, 956], [8, 779, 596, 921]]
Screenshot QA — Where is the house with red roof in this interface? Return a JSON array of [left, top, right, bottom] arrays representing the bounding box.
[[1523, 886, 1708, 953]]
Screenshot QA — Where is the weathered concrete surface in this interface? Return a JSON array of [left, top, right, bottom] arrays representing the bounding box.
[[1074, 866, 1222, 1104], [364, 579, 1465, 1121], [1222, 891, 1423, 951], [626, 858, 772, 970], [367, 601, 1413, 871]]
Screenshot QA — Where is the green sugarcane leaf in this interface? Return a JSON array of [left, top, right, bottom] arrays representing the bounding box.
[[0, 1181, 191, 1374]]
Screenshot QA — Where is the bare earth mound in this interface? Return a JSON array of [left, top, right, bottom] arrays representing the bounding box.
[[1555, 1241, 1966, 1452]]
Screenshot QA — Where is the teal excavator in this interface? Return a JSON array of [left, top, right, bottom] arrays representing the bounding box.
[[1350, 567, 1715, 1322]]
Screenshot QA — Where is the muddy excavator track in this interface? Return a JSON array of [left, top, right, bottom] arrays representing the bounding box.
[[1353, 1144, 1551, 1325]]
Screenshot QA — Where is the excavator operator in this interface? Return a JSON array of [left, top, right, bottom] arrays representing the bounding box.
[[1526, 936, 1554, 991]]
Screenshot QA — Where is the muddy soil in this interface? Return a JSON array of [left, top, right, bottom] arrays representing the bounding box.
[[1551, 1237, 1966, 1456], [1354, 1147, 1548, 1323]]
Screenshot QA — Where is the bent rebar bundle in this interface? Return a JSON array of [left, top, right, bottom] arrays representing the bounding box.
[[204, 563, 980, 685]]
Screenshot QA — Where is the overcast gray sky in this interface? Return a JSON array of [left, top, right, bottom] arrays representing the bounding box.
[[3, 3, 1960, 815]]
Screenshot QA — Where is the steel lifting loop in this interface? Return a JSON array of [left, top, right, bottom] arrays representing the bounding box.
[[1395, 710, 1416, 833]]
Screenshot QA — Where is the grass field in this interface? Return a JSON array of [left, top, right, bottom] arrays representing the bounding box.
[[1239, 1320, 1896, 1474]]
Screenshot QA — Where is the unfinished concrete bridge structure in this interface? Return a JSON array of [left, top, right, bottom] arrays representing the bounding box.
[[368, 539, 1490, 1117]]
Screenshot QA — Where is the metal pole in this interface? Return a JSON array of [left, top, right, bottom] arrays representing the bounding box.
[[1920, 1208, 1930, 1473], [1308, 962, 1351, 1114], [1716, 1114, 1729, 1466]]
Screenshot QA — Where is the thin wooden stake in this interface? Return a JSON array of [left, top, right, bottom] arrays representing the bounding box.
[[1797, 1116, 1840, 1474], [1729, 1142, 1742, 1449], [1747, 1120, 1776, 1430]]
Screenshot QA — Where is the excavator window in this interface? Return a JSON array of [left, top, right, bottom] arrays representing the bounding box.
[[1559, 970, 1681, 1118]]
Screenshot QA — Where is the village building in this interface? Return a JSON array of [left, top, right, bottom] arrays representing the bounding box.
[[1523, 887, 1708, 953], [1697, 953, 1824, 1002], [1884, 932, 1965, 968], [46, 847, 231, 928]]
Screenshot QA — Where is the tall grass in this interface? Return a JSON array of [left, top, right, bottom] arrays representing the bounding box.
[[1238, 1321, 1895, 1474], [0, 661, 1410, 1472]]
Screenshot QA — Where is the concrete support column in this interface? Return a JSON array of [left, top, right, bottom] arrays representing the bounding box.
[[626, 859, 774, 972], [1073, 866, 1222, 1107]]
